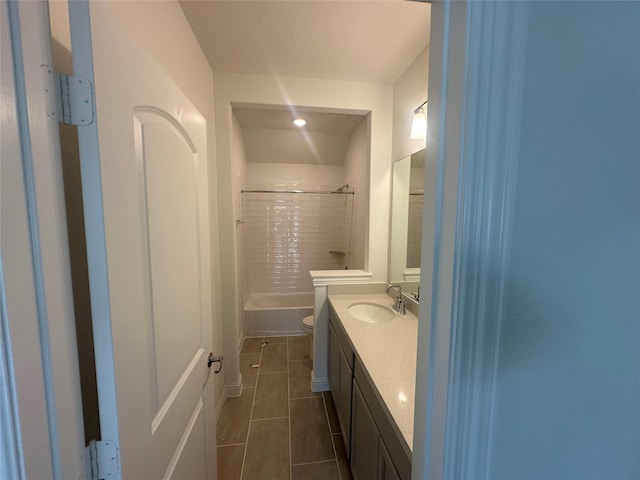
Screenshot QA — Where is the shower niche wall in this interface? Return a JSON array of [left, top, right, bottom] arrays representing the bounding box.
[[232, 106, 369, 336]]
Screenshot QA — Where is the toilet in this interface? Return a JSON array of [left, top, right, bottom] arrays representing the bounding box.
[[302, 315, 314, 360]]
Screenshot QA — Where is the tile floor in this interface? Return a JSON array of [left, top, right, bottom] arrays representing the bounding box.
[[216, 335, 353, 480]]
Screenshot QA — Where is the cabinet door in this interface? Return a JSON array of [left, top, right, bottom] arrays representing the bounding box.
[[329, 321, 354, 455], [328, 323, 340, 394], [379, 439, 401, 480], [351, 380, 380, 480], [337, 344, 353, 454]]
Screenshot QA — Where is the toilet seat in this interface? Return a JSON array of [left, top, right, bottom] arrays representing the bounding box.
[[302, 315, 314, 334]]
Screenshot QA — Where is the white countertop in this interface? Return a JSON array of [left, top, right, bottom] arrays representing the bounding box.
[[328, 293, 418, 452]]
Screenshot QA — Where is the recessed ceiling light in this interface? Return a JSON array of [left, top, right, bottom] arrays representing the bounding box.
[[292, 118, 307, 127]]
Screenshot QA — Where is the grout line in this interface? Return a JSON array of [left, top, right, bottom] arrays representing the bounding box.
[[238, 336, 264, 480], [290, 394, 322, 400], [291, 459, 340, 467], [287, 336, 293, 480], [322, 392, 343, 480], [218, 442, 247, 448], [250, 416, 289, 422]]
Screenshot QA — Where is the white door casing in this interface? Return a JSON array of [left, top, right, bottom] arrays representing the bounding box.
[[68, 1, 215, 478], [1, 1, 85, 479]]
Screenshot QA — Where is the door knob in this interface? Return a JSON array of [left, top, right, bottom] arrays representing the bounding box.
[[207, 352, 223, 374]]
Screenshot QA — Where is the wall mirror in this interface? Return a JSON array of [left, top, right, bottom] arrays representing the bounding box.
[[389, 148, 427, 298]]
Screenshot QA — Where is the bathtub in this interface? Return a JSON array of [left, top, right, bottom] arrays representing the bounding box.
[[244, 293, 313, 337]]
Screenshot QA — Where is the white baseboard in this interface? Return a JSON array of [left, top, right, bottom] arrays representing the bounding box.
[[311, 374, 330, 392], [225, 375, 243, 398], [215, 374, 243, 421]]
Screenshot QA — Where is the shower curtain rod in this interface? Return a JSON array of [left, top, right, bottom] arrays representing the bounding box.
[[241, 189, 355, 195]]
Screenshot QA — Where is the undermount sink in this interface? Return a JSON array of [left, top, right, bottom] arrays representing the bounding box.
[[347, 302, 395, 324]]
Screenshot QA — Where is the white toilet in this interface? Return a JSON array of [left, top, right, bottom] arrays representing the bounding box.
[[302, 315, 314, 361]]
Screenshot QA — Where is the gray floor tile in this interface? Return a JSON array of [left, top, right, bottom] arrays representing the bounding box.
[[260, 343, 288, 373], [288, 335, 311, 360], [265, 336, 287, 344], [289, 359, 320, 399], [323, 391, 341, 433], [243, 418, 290, 480], [290, 397, 335, 464], [241, 337, 265, 353], [240, 353, 261, 388], [253, 372, 288, 419], [292, 461, 340, 480], [217, 444, 245, 480], [217, 336, 349, 479], [333, 433, 352, 480], [217, 388, 255, 445]]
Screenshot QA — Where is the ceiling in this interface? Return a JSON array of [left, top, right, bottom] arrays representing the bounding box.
[[179, 1, 431, 84], [233, 107, 365, 133], [179, 1, 430, 166], [233, 107, 364, 164]]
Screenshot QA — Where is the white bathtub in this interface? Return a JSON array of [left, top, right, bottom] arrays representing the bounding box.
[[244, 293, 313, 336]]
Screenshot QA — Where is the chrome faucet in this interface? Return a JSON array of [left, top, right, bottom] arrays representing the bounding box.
[[386, 284, 406, 315]]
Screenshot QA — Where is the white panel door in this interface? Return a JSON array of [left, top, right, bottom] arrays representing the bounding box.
[[68, 2, 215, 478]]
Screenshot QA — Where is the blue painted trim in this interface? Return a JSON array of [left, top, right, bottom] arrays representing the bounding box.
[[424, 1, 452, 477], [7, 1, 62, 478], [441, 3, 529, 480]]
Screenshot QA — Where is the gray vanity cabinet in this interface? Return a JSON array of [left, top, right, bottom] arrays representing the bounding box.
[[328, 302, 410, 480], [351, 380, 402, 480], [379, 439, 401, 480], [351, 379, 380, 480], [328, 317, 354, 455], [354, 361, 411, 480]]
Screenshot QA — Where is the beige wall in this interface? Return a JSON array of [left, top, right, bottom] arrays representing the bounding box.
[[246, 163, 346, 186], [105, 1, 213, 115], [392, 46, 430, 162], [242, 128, 351, 165], [344, 117, 370, 270]]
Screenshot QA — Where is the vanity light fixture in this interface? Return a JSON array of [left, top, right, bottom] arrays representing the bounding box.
[[292, 117, 307, 127], [410, 100, 427, 140]]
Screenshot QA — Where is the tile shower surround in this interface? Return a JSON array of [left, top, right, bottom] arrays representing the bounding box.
[[216, 335, 352, 480], [242, 182, 355, 295]]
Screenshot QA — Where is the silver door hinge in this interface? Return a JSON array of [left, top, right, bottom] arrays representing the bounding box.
[[79, 440, 120, 480], [42, 64, 94, 126]]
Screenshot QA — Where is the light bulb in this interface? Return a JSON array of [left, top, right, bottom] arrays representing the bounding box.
[[292, 118, 307, 127], [410, 108, 427, 140]]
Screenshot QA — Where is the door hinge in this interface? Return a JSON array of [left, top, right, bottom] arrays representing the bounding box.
[[80, 440, 120, 480], [42, 64, 94, 126]]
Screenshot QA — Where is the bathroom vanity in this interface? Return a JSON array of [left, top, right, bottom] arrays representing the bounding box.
[[327, 293, 417, 480]]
